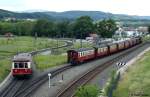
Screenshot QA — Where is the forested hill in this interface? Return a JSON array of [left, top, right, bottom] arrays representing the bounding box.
[[0, 9, 150, 21]]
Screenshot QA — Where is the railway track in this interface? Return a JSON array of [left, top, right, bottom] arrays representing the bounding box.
[[55, 43, 148, 97], [0, 78, 26, 97]]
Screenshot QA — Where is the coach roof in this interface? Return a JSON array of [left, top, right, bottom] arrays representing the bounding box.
[[68, 48, 94, 52]]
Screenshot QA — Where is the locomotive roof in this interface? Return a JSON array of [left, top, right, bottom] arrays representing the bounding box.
[[12, 53, 32, 61], [68, 48, 94, 52]]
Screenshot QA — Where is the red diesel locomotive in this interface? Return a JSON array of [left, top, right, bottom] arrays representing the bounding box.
[[12, 53, 32, 77], [67, 37, 142, 65]]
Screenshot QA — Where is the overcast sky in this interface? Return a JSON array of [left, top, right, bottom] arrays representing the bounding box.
[[0, 0, 150, 16]]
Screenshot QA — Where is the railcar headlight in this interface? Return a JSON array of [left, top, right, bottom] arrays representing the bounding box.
[[25, 69, 27, 72], [14, 69, 17, 72]]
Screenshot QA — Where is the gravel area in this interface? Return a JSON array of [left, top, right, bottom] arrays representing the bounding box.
[[89, 43, 150, 89], [30, 44, 150, 97]]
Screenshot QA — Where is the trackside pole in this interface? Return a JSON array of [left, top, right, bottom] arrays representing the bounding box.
[[48, 73, 51, 88]]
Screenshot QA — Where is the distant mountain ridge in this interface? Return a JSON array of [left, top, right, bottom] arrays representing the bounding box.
[[0, 9, 150, 21]]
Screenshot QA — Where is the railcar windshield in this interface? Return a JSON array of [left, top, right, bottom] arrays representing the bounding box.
[[13, 62, 29, 68]]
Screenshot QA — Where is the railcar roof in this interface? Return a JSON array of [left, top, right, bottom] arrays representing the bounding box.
[[12, 53, 32, 61]]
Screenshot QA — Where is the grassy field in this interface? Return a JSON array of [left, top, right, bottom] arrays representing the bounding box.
[[0, 36, 64, 55], [34, 54, 67, 71], [0, 36, 65, 82], [113, 51, 150, 97]]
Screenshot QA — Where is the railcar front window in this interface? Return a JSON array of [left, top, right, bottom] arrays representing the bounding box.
[[14, 63, 18, 68], [19, 62, 24, 68]]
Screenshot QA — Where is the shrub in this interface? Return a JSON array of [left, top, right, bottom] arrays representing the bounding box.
[[75, 85, 100, 97]]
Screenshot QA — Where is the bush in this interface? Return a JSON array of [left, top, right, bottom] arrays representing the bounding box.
[[75, 85, 100, 97]]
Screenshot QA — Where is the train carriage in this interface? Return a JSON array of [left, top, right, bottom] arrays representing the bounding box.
[[95, 45, 108, 58], [124, 40, 130, 49], [67, 48, 95, 65], [12, 53, 32, 77], [116, 41, 125, 51], [128, 39, 133, 47], [108, 43, 118, 54]]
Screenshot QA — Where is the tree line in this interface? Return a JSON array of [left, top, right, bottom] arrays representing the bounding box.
[[0, 16, 118, 38]]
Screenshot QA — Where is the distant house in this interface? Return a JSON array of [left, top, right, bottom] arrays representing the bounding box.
[[89, 33, 99, 38], [86, 33, 99, 43], [5, 32, 14, 38]]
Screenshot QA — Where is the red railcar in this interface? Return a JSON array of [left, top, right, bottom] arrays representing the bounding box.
[[12, 53, 32, 77]]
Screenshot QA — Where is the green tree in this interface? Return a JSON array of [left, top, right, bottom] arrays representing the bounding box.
[[14, 21, 35, 36], [73, 16, 94, 39], [95, 19, 118, 38], [33, 19, 56, 37], [0, 23, 2, 34], [56, 21, 70, 38]]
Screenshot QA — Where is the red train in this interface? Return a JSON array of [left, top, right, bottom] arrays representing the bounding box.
[[11, 53, 32, 77], [67, 37, 142, 65]]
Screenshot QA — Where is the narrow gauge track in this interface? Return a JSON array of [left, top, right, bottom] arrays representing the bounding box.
[[0, 40, 73, 97], [0, 78, 26, 97], [56, 43, 147, 97]]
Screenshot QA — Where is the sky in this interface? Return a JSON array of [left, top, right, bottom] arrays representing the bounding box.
[[0, 0, 150, 16]]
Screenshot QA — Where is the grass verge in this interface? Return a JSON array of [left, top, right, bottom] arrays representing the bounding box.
[[113, 51, 150, 97], [0, 59, 11, 83]]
